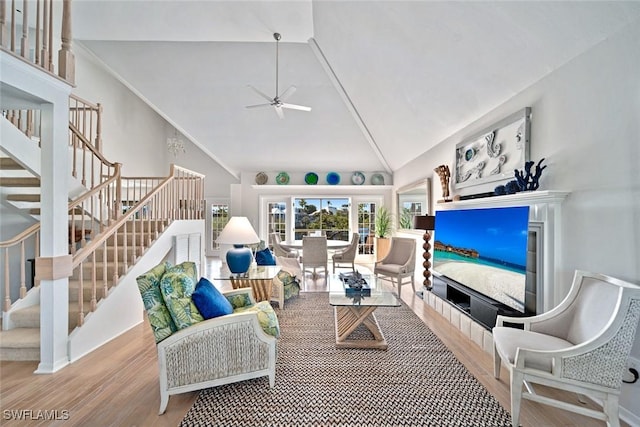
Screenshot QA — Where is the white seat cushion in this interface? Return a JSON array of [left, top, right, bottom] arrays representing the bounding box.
[[375, 263, 405, 274], [493, 327, 573, 372]]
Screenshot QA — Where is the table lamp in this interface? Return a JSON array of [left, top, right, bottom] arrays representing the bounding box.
[[216, 216, 260, 276], [413, 215, 436, 290]]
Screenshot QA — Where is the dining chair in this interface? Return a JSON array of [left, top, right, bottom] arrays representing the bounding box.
[[493, 270, 640, 427], [270, 232, 298, 258], [332, 232, 359, 273], [300, 236, 328, 287]]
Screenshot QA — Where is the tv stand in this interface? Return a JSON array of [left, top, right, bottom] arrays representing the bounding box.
[[431, 276, 523, 330]]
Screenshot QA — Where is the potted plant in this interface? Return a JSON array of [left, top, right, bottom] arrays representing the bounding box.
[[375, 206, 392, 261]]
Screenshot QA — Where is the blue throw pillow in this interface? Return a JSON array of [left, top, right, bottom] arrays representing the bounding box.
[[192, 277, 234, 319], [255, 248, 276, 266]]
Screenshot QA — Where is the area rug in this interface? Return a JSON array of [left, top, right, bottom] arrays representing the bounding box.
[[180, 293, 512, 427]]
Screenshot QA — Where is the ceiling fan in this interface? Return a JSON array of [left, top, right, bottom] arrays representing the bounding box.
[[246, 32, 312, 119]]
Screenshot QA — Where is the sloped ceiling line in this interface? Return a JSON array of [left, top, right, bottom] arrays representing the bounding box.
[[75, 42, 240, 180], [308, 37, 392, 174]]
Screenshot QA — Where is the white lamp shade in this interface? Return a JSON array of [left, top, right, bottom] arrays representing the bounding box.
[[216, 217, 260, 245]]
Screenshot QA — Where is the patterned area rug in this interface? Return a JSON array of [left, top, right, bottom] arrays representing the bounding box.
[[181, 293, 512, 426]]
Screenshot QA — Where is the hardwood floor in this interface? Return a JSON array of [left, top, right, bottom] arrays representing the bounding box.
[[0, 258, 625, 426]]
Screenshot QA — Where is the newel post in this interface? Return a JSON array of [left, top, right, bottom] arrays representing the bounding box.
[[58, 0, 75, 84]]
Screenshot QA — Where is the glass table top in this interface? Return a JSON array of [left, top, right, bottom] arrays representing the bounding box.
[[329, 273, 400, 307], [210, 265, 280, 280]]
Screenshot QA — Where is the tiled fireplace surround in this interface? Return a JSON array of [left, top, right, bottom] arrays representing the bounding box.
[[419, 190, 570, 355]]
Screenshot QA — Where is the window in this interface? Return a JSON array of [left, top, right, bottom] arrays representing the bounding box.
[[294, 198, 350, 240], [267, 201, 287, 241], [357, 202, 377, 254], [205, 199, 229, 256]]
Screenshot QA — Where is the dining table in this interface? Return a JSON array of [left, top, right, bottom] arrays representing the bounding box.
[[280, 239, 351, 250]]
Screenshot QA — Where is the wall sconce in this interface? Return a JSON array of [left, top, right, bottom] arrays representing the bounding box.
[[413, 215, 436, 290]]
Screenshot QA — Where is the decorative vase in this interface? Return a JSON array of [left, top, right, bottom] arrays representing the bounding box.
[[226, 245, 252, 275]]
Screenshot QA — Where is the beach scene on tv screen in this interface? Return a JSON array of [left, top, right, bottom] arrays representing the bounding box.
[[433, 206, 529, 312]]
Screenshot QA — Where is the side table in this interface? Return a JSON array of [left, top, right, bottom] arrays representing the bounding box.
[[214, 265, 280, 303]]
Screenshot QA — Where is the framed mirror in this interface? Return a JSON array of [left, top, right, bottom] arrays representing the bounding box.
[[396, 179, 431, 230]]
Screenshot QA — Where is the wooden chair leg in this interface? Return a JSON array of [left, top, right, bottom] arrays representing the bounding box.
[[510, 370, 524, 427]]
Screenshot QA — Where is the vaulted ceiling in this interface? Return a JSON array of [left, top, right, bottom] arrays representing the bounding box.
[[73, 1, 640, 179]]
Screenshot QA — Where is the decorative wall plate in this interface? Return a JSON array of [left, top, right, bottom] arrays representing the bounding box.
[[371, 174, 385, 185], [305, 172, 319, 185], [255, 172, 268, 185], [351, 171, 365, 185], [326, 172, 340, 185], [276, 172, 290, 185]]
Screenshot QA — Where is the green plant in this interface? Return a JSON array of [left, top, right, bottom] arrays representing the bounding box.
[[399, 207, 413, 229], [375, 206, 392, 238]]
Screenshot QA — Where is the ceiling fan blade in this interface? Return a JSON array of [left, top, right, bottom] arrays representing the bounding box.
[[279, 85, 297, 101], [274, 106, 285, 119], [247, 85, 274, 102], [246, 103, 273, 109], [281, 103, 312, 112]]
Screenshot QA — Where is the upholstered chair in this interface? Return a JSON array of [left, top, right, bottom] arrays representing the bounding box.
[[300, 236, 328, 287], [493, 270, 640, 427], [136, 262, 278, 414], [373, 237, 416, 299], [271, 256, 303, 308], [270, 232, 298, 258], [332, 232, 359, 273]]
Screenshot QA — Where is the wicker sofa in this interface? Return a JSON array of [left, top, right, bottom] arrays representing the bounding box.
[[136, 261, 279, 414]]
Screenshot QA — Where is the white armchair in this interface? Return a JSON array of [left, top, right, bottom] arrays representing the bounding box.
[[493, 270, 640, 427]]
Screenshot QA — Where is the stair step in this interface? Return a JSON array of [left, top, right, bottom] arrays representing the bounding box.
[[0, 158, 24, 170], [68, 279, 114, 302], [11, 303, 80, 330], [71, 262, 121, 281], [0, 328, 40, 361], [0, 177, 40, 187], [6, 194, 40, 202], [93, 246, 140, 262]]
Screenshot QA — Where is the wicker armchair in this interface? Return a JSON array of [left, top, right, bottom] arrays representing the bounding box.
[[493, 270, 640, 427], [270, 232, 298, 258], [136, 262, 277, 415]]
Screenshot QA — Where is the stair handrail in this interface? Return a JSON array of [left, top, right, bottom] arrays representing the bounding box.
[[0, 0, 75, 84], [68, 122, 117, 190], [69, 94, 103, 152], [1, 162, 121, 312], [70, 164, 204, 325]]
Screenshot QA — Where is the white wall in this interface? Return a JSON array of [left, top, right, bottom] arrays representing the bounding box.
[[394, 21, 640, 420], [74, 46, 237, 196]]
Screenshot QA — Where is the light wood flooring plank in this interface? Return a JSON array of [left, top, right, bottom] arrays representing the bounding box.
[[0, 258, 628, 426]]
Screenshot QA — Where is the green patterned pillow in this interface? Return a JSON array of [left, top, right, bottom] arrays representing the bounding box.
[[166, 261, 198, 283], [234, 301, 280, 338], [225, 292, 254, 310], [160, 271, 204, 330], [136, 262, 177, 343], [274, 270, 301, 301]]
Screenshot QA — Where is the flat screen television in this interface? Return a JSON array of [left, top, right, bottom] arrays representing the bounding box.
[[432, 206, 530, 313]]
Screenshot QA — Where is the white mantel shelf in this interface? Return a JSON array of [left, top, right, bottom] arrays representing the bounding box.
[[437, 190, 570, 208], [251, 185, 393, 190]]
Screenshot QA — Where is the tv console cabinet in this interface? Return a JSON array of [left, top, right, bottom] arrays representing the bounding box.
[[431, 276, 524, 330]]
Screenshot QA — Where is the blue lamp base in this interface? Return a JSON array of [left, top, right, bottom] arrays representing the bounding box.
[[226, 245, 252, 275]]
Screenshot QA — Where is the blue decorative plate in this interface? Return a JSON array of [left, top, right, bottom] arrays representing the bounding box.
[[371, 173, 385, 185], [305, 172, 318, 185], [276, 172, 290, 185], [326, 172, 340, 185], [351, 171, 365, 185]]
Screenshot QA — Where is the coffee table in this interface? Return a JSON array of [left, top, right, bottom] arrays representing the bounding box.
[[212, 265, 280, 302], [329, 273, 400, 350]]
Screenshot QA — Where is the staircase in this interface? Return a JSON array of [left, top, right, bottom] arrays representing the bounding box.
[[0, 97, 206, 363]]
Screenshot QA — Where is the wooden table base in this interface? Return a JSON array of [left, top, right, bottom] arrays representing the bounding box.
[[334, 306, 388, 350], [230, 278, 273, 302]]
